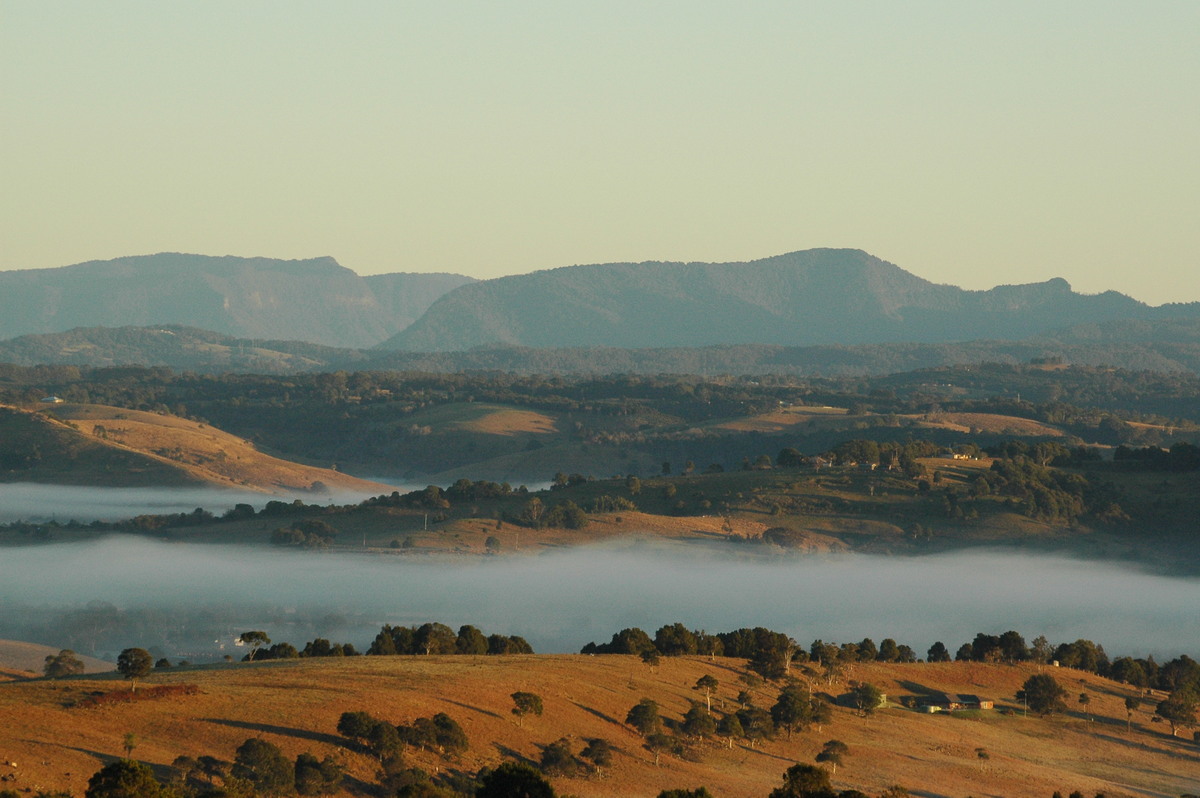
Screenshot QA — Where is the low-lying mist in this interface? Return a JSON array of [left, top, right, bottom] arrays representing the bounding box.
[[2, 536, 1197, 662], [0, 483, 404, 523]]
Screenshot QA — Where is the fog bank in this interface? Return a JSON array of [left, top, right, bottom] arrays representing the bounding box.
[[1, 537, 1196, 661], [0, 483, 406, 522]]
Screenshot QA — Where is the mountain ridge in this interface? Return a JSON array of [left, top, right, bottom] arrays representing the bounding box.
[[0, 253, 474, 348], [382, 248, 1189, 351]]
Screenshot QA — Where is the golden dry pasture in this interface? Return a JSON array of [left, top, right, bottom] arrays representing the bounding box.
[[34, 403, 388, 494], [1, 655, 1195, 797]]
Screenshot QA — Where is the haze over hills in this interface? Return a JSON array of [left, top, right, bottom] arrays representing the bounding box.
[[8, 318, 1200, 375], [0, 253, 474, 348], [382, 248, 1199, 351]]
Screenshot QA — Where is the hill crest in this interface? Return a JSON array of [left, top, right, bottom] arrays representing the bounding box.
[[382, 248, 1188, 351]]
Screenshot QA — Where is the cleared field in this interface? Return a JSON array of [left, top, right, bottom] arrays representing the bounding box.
[[25, 403, 388, 494], [0, 655, 1193, 797]]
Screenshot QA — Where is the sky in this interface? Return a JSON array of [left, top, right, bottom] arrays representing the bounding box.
[[2, 2, 1198, 304]]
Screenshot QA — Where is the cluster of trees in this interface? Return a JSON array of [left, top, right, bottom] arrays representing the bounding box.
[[367, 622, 532, 656], [80, 735, 342, 798], [1113, 442, 1200, 471], [338, 709, 468, 759], [268, 519, 339, 548]]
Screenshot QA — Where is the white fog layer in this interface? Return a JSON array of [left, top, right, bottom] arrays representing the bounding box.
[[1, 536, 1196, 660]]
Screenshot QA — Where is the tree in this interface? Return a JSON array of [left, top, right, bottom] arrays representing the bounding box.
[[681, 703, 717, 740], [717, 712, 745, 749], [476, 762, 555, 798], [693, 674, 719, 712], [1155, 689, 1199, 737], [233, 737, 294, 796], [337, 710, 377, 743], [1078, 692, 1092, 722], [876, 639, 901, 662], [655, 622, 698, 656], [294, 753, 342, 796], [122, 732, 137, 759], [511, 691, 544, 727], [43, 649, 85, 679], [580, 738, 613, 776], [658, 789, 714, 798], [626, 698, 662, 736], [116, 648, 152, 692], [239, 630, 271, 661], [850, 682, 884, 716], [771, 682, 813, 739], [455, 625, 488, 655], [1018, 674, 1068, 716], [85, 760, 166, 798], [815, 739, 848, 774], [1124, 695, 1140, 732], [645, 732, 675, 766], [767, 763, 836, 798], [540, 737, 582, 777], [484, 535, 501, 554]]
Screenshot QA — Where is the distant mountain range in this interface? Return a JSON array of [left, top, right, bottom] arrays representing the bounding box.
[[0, 253, 474, 348], [382, 249, 1200, 351], [3, 248, 1199, 371]]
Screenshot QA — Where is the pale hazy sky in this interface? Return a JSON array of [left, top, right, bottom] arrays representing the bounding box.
[[2, 2, 1197, 304]]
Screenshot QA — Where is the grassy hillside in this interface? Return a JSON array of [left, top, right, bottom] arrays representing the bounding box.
[[0, 403, 389, 494], [0, 640, 109, 679], [0, 656, 1193, 797]]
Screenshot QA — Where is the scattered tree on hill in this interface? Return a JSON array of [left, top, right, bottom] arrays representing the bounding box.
[[1124, 696, 1140, 732], [1155, 689, 1199, 737], [294, 753, 342, 796], [771, 682, 814, 739], [645, 732, 677, 766], [926, 641, 950, 662], [1019, 673, 1068, 716], [122, 732, 136, 760], [717, 712, 745, 749], [239, 630, 271, 661], [337, 710, 377, 744], [767, 763, 835, 798], [850, 682, 884, 716], [681, 702, 717, 741], [232, 737, 293, 796], [815, 740, 848, 774], [580, 738, 613, 776], [511, 691, 543, 727], [85, 760, 167, 798], [539, 737, 582, 777], [475, 762, 555, 798], [626, 698, 663, 736], [694, 674, 719, 712], [43, 649, 85, 679], [738, 705, 776, 747], [658, 788, 715, 798], [116, 647, 152, 692], [1078, 692, 1092, 721]]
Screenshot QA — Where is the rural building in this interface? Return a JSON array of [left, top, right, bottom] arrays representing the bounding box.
[[40, 395, 64, 403], [916, 693, 994, 713]]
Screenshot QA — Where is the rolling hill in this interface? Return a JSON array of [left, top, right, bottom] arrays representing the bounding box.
[[381, 249, 1199, 352], [0, 655, 1192, 797], [0, 254, 473, 348], [0, 402, 389, 494]]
